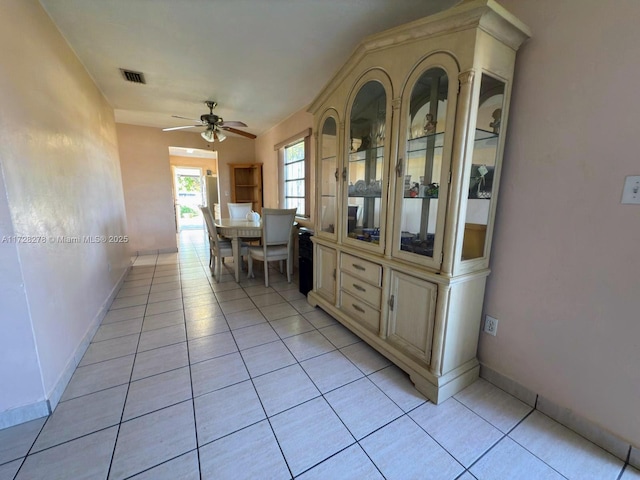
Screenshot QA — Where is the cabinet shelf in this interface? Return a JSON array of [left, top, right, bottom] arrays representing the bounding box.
[[349, 149, 384, 162], [406, 129, 498, 154], [475, 128, 499, 141], [348, 193, 382, 198], [407, 132, 445, 152]]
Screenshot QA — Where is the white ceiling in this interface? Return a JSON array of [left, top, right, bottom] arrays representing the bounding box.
[[40, 0, 460, 137]]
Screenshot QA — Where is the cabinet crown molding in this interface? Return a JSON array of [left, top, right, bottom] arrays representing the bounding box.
[[308, 0, 530, 115]]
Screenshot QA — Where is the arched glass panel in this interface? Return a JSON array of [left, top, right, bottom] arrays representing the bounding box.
[[400, 67, 449, 258], [347, 81, 386, 243]]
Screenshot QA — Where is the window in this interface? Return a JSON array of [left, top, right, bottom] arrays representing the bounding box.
[[277, 129, 311, 218], [284, 140, 306, 214]]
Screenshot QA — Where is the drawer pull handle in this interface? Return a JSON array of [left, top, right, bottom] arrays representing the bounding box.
[[352, 304, 365, 313], [353, 283, 366, 292], [352, 264, 366, 271]]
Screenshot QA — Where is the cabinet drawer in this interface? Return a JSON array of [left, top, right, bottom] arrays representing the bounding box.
[[341, 272, 381, 308], [340, 254, 381, 286], [341, 291, 380, 332]]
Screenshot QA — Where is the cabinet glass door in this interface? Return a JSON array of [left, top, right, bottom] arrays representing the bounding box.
[[394, 67, 451, 267], [318, 115, 338, 237], [462, 74, 505, 261], [345, 81, 386, 248]]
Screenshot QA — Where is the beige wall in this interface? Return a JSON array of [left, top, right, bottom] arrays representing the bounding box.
[[255, 110, 315, 229], [481, 0, 640, 446], [117, 124, 254, 253], [0, 0, 129, 422]]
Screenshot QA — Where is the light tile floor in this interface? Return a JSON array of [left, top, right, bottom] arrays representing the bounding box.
[[1, 230, 639, 480]]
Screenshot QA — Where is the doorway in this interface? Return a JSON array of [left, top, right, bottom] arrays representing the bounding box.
[[172, 166, 205, 231]]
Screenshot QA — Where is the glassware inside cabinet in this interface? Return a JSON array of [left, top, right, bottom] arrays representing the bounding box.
[[319, 117, 337, 234], [462, 75, 505, 261], [347, 81, 386, 244], [399, 67, 449, 258]]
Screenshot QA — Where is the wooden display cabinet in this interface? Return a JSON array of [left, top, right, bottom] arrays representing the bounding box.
[[229, 163, 263, 214], [307, 0, 530, 403]]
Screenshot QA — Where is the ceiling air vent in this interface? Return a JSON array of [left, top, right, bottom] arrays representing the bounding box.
[[120, 69, 146, 84]]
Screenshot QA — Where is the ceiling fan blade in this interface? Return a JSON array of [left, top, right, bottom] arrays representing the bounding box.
[[219, 120, 248, 128], [172, 115, 202, 122], [220, 126, 257, 139], [162, 125, 201, 132]]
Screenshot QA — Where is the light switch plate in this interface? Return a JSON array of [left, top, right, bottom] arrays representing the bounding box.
[[621, 176, 640, 204]]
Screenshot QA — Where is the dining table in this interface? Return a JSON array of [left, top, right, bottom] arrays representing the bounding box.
[[214, 218, 262, 283], [214, 217, 297, 283]]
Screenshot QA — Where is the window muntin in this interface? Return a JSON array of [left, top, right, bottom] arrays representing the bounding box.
[[283, 138, 308, 217]]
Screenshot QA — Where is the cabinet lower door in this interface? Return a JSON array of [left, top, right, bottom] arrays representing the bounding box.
[[315, 245, 337, 303], [387, 271, 437, 364]]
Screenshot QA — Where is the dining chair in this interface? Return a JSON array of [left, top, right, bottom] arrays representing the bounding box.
[[247, 208, 297, 287], [199, 205, 249, 282], [227, 202, 253, 219]]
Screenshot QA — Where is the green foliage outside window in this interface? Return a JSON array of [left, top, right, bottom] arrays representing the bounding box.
[[178, 175, 201, 192]]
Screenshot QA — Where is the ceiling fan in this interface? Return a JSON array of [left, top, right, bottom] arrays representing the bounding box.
[[162, 101, 256, 141]]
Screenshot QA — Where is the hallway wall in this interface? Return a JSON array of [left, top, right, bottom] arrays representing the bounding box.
[[0, 0, 130, 425]]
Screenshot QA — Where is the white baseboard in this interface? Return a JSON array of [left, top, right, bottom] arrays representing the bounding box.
[[480, 363, 636, 465], [47, 261, 132, 412], [0, 400, 49, 430], [0, 262, 132, 430]]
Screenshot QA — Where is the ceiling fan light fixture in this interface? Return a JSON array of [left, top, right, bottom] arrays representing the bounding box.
[[215, 130, 227, 142], [201, 128, 215, 142]]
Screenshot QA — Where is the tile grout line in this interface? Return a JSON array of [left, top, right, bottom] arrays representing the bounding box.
[[105, 255, 157, 480], [8, 240, 582, 479], [12, 256, 152, 479], [185, 242, 284, 478], [9, 417, 49, 479], [242, 286, 381, 479], [219, 253, 601, 479], [224, 287, 297, 480], [514, 408, 629, 480], [177, 252, 206, 480], [478, 408, 571, 480], [187, 256, 335, 475]]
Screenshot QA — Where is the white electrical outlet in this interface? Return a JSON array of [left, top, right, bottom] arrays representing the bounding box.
[[484, 315, 498, 336], [621, 175, 640, 204]]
